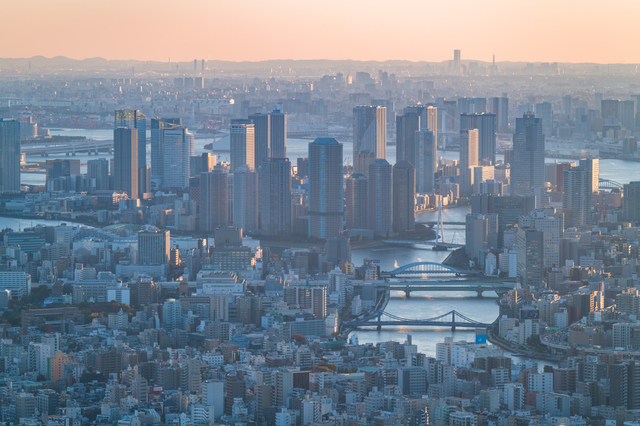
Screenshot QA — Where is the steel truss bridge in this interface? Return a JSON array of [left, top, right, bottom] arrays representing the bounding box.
[[380, 262, 479, 278], [598, 178, 623, 190], [373, 280, 515, 297], [344, 310, 492, 331]]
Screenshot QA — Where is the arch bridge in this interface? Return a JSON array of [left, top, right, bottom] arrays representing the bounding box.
[[599, 178, 623, 190], [380, 262, 479, 278]]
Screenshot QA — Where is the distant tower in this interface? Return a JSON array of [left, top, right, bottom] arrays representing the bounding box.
[[249, 113, 271, 168], [201, 59, 205, 74], [200, 165, 229, 232], [459, 129, 479, 196], [563, 165, 592, 228], [151, 117, 182, 186], [534, 102, 553, 137], [345, 174, 368, 229], [233, 165, 259, 232], [162, 127, 194, 188], [270, 110, 287, 158], [308, 138, 344, 239], [113, 127, 139, 199], [392, 161, 416, 233], [396, 112, 420, 163], [368, 159, 393, 236], [261, 158, 292, 237], [511, 113, 545, 197], [353, 106, 387, 172], [453, 50, 461, 73], [460, 113, 496, 164], [87, 158, 109, 191], [115, 110, 147, 193], [194, 59, 197, 74], [415, 129, 436, 193], [0, 119, 21, 193], [230, 120, 255, 173]]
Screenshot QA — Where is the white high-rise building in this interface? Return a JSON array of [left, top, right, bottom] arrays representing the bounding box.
[[230, 121, 255, 173], [460, 129, 479, 195], [353, 106, 387, 162]]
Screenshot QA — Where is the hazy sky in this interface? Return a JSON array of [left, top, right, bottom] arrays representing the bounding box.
[[4, 0, 639, 63]]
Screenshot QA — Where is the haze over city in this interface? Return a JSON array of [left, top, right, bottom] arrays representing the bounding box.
[[1, 2, 640, 426], [4, 0, 640, 63]]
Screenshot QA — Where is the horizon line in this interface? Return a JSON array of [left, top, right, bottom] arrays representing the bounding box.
[[1, 55, 638, 66]]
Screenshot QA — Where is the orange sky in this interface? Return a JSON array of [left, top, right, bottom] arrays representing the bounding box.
[[3, 0, 638, 63]]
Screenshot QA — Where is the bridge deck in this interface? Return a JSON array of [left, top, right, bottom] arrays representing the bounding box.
[[343, 310, 493, 329]]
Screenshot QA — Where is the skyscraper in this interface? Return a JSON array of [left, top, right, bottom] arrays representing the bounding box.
[[465, 214, 488, 259], [453, 50, 461, 72], [368, 159, 392, 236], [87, 158, 109, 191], [0, 118, 20, 193], [460, 113, 496, 164], [396, 113, 420, 163], [345, 174, 368, 230], [459, 129, 479, 195], [113, 127, 139, 199], [415, 129, 436, 193], [601, 99, 622, 124], [230, 120, 255, 173], [563, 165, 592, 228], [392, 161, 415, 233], [200, 165, 229, 232], [623, 182, 640, 223], [579, 158, 599, 193], [308, 138, 344, 239], [353, 106, 386, 172], [534, 102, 553, 137], [511, 113, 545, 197], [311, 287, 327, 320], [270, 110, 287, 158], [233, 165, 259, 232], [151, 117, 182, 185], [516, 228, 544, 287], [562, 95, 572, 117], [489, 97, 509, 133], [115, 110, 147, 194], [162, 127, 194, 188], [261, 158, 292, 237], [427, 106, 438, 148], [249, 113, 270, 168]]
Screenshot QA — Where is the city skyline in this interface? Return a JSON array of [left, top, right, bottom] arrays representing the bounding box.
[[4, 0, 640, 64]]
